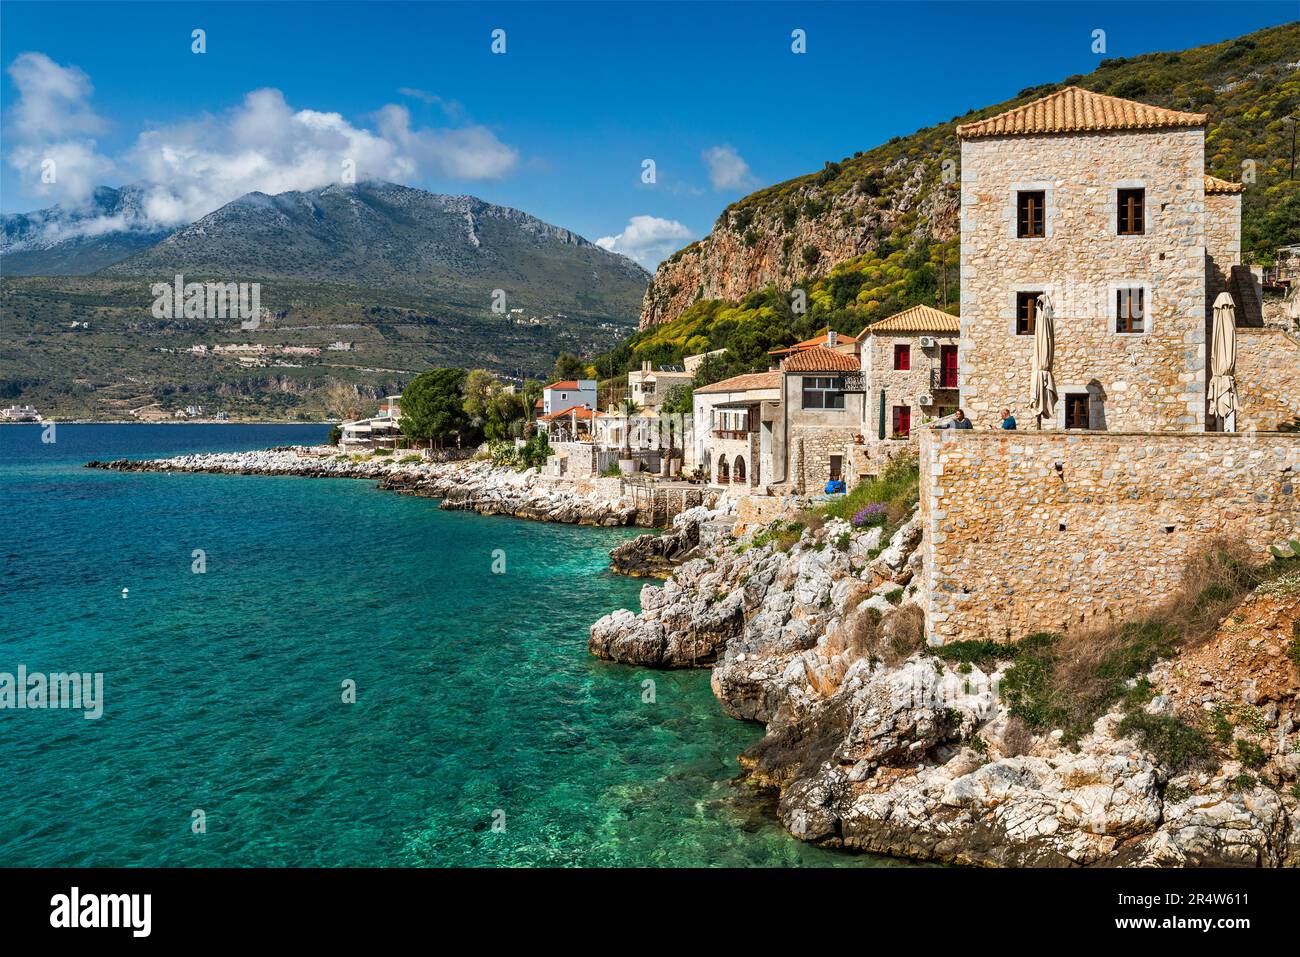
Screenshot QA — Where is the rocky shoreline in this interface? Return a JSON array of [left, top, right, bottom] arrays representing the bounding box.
[[86, 446, 639, 527], [588, 505, 1300, 867]]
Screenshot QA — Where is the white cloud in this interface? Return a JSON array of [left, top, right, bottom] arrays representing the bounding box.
[[702, 144, 755, 191], [4, 53, 522, 231], [596, 215, 694, 268], [398, 87, 464, 121], [5, 52, 113, 206]]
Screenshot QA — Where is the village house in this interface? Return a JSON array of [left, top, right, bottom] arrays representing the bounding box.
[[918, 86, 1300, 645], [627, 362, 694, 412], [858, 304, 961, 440], [692, 371, 782, 487], [536, 404, 597, 442], [540, 379, 597, 416], [691, 317, 965, 492], [776, 341, 868, 492], [340, 395, 403, 450]]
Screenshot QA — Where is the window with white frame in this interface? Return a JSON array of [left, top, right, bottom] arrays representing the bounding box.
[[1115, 288, 1144, 333]]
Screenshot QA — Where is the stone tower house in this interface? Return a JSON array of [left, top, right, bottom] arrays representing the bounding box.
[[956, 87, 1245, 432]]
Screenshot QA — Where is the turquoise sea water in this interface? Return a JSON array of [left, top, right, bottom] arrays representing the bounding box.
[[0, 424, 883, 867]]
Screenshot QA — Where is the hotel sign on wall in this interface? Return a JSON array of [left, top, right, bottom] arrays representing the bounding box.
[[840, 372, 867, 393]]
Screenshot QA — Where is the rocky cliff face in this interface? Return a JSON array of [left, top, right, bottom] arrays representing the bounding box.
[[589, 508, 1300, 866], [638, 23, 1299, 331], [641, 159, 958, 328]]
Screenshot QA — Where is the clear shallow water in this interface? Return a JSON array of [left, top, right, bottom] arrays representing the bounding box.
[[0, 424, 884, 867]]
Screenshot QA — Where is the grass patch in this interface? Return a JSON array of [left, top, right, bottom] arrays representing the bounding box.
[[1234, 738, 1267, 769], [814, 453, 919, 534], [751, 520, 805, 554], [932, 639, 1016, 668], [1116, 712, 1213, 771], [998, 545, 1285, 749]]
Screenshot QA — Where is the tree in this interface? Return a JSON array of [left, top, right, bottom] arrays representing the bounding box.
[[400, 368, 470, 449], [521, 379, 544, 415], [462, 369, 499, 431], [619, 397, 641, 458], [659, 385, 692, 471], [464, 369, 529, 441], [551, 352, 587, 382]]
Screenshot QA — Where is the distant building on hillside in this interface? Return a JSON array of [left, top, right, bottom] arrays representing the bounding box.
[[1, 404, 40, 422]]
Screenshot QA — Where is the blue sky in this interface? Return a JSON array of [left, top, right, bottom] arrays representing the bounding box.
[[2, 0, 1294, 265]]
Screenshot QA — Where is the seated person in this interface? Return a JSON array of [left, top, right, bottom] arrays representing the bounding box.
[[999, 408, 1017, 430], [941, 409, 973, 429]]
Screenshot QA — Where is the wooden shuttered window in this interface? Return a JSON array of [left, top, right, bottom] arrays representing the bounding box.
[[1117, 188, 1145, 236], [1017, 191, 1045, 238]]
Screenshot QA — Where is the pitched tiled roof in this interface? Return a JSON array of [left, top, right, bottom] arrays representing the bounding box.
[[768, 327, 861, 355], [957, 87, 1205, 139], [781, 347, 860, 373], [694, 371, 782, 395], [538, 404, 595, 422], [1204, 174, 1244, 195], [545, 380, 581, 390], [867, 304, 960, 334]]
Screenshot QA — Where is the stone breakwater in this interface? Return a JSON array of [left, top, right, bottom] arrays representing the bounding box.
[[589, 509, 1300, 866], [86, 447, 638, 527]]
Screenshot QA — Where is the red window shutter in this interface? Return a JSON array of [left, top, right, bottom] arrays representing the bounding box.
[[941, 345, 958, 388]]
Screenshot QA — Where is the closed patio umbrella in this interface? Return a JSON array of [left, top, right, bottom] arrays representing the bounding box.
[[1208, 291, 1239, 429], [1029, 293, 1058, 427]]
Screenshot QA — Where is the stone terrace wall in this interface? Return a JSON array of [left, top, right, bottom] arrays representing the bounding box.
[[1236, 327, 1300, 433], [918, 428, 1300, 645]]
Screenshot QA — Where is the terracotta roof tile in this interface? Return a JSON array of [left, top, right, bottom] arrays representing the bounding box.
[[957, 87, 1205, 139], [538, 404, 595, 422], [781, 347, 861, 373], [866, 304, 960, 334], [545, 380, 581, 390], [694, 371, 782, 395], [1204, 174, 1244, 195], [768, 327, 861, 355]]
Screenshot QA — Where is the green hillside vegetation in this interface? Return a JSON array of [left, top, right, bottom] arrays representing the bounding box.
[[605, 22, 1298, 386], [1, 275, 625, 420], [596, 238, 955, 384]]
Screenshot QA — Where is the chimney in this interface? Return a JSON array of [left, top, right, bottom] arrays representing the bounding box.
[[827, 329, 838, 347], [642, 360, 651, 373]]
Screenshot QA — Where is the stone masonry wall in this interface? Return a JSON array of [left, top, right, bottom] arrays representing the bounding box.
[[1205, 191, 1241, 312], [790, 427, 861, 493], [1236, 327, 1300, 432], [918, 428, 1300, 645], [959, 129, 1207, 432]]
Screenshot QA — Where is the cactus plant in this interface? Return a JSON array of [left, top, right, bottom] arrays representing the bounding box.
[[1269, 539, 1300, 560]]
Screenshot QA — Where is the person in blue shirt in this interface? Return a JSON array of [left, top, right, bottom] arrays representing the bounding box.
[[824, 477, 846, 495], [1000, 408, 1017, 430]]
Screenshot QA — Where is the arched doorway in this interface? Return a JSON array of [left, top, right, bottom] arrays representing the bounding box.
[[733, 456, 746, 485], [717, 456, 730, 484]]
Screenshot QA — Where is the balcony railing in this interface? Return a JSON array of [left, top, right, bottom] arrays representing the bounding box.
[[929, 368, 959, 391], [712, 429, 754, 440]]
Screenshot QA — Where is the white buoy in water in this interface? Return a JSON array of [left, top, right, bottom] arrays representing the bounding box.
[[121, 588, 129, 598]]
